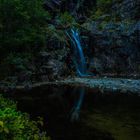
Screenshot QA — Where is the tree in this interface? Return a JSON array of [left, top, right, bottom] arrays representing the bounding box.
[[0, 0, 50, 57]]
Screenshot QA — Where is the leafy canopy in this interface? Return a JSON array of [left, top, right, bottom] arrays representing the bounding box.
[[0, 0, 50, 50]]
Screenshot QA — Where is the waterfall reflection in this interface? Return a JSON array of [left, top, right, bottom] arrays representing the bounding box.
[[70, 87, 85, 122]]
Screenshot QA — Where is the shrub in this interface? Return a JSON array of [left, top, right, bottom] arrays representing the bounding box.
[[0, 53, 33, 80], [0, 95, 51, 140], [0, 0, 50, 54], [90, 0, 113, 20], [58, 12, 76, 27]]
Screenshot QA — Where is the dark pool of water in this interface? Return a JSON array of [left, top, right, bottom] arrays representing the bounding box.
[[6, 85, 140, 140]]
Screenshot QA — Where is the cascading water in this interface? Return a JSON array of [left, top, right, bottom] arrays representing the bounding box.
[[66, 29, 91, 121], [66, 29, 87, 77]]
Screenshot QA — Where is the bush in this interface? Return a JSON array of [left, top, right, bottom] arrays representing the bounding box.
[[0, 53, 33, 80], [90, 0, 113, 19], [0, 95, 51, 140], [58, 12, 76, 27], [0, 0, 50, 55]]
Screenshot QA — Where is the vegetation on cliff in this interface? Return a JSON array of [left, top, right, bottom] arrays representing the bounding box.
[[0, 0, 139, 80]]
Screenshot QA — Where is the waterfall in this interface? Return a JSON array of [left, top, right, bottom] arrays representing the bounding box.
[[66, 28, 94, 121], [66, 29, 88, 121], [66, 29, 87, 77]]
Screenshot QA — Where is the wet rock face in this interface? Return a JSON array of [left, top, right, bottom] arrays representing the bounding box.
[[89, 21, 140, 74], [112, 0, 140, 20], [38, 48, 69, 81], [40, 59, 64, 80], [88, 0, 140, 75], [43, 0, 62, 11], [43, 0, 96, 16], [43, 0, 140, 76]]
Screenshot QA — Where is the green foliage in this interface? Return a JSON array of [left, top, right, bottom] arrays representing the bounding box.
[[5, 53, 32, 71], [90, 0, 113, 20], [97, 21, 108, 30], [0, 53, 33, 79], [96, 0, 112, 10], [0, 95, 51, 140], [57, 12, 76, 27], [46, 25, 68, 43], [0, 0, 50, 53], [0, 0, 50, 79]]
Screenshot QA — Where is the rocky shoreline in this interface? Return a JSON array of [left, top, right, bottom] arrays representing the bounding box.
[[1, 77, 140, 95], [62, 77, 140, 94]]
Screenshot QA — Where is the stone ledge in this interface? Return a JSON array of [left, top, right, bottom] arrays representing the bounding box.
[[1, 77, 140, 95]]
